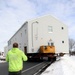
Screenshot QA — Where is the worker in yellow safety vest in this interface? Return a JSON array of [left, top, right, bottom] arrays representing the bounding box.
[[6, 42, 28, 75]]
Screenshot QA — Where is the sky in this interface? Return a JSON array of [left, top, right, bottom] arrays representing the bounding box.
[[0, 0, 75, 52]]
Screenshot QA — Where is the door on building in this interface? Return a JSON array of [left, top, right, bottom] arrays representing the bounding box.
[[24, 46, 27, 55]]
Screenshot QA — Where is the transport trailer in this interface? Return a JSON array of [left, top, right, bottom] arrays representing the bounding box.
[[27, 45, 56, 61], [8, 15, 69, 61]]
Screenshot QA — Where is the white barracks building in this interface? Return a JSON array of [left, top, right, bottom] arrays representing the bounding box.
[[8, 15, 69, 55]]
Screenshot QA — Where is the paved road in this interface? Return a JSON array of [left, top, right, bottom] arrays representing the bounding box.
[[0, 61, 43, 75], [0, 62, 8, 75]]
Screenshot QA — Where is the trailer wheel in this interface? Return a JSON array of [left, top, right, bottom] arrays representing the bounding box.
[[53, 57, 56, 61], [40, 57, 43, 61], [48, 57, 51, 61]]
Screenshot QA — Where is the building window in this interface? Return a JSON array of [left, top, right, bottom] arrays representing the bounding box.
[[61, 27, 64, 30], [25, 29, 26, 34], [62, 41, 64, 43], [48, 26, 53, 33], [21, 33, 22, 37], [51, 42, 54, 46], [19, 43, 21, 45]]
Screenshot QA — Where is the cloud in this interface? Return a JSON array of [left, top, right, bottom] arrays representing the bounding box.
[[0, 0, 38, 51]]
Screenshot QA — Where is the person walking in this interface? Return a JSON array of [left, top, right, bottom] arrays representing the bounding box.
[[6, 42, 28, 75]]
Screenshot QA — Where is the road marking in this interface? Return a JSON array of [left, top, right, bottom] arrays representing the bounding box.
[[33, 62, 52, 75], [22, 62, 44, 73]]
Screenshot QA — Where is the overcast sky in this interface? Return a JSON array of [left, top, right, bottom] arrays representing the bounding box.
[[0, 0, 75, 52]]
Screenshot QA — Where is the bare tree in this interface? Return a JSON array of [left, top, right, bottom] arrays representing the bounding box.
[[69, 38, 75, 50], [69, 38, 75, 55], [0, 52, 1, 56]]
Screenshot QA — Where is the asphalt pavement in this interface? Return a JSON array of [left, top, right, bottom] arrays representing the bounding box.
[[0, 61, 43, 75]]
